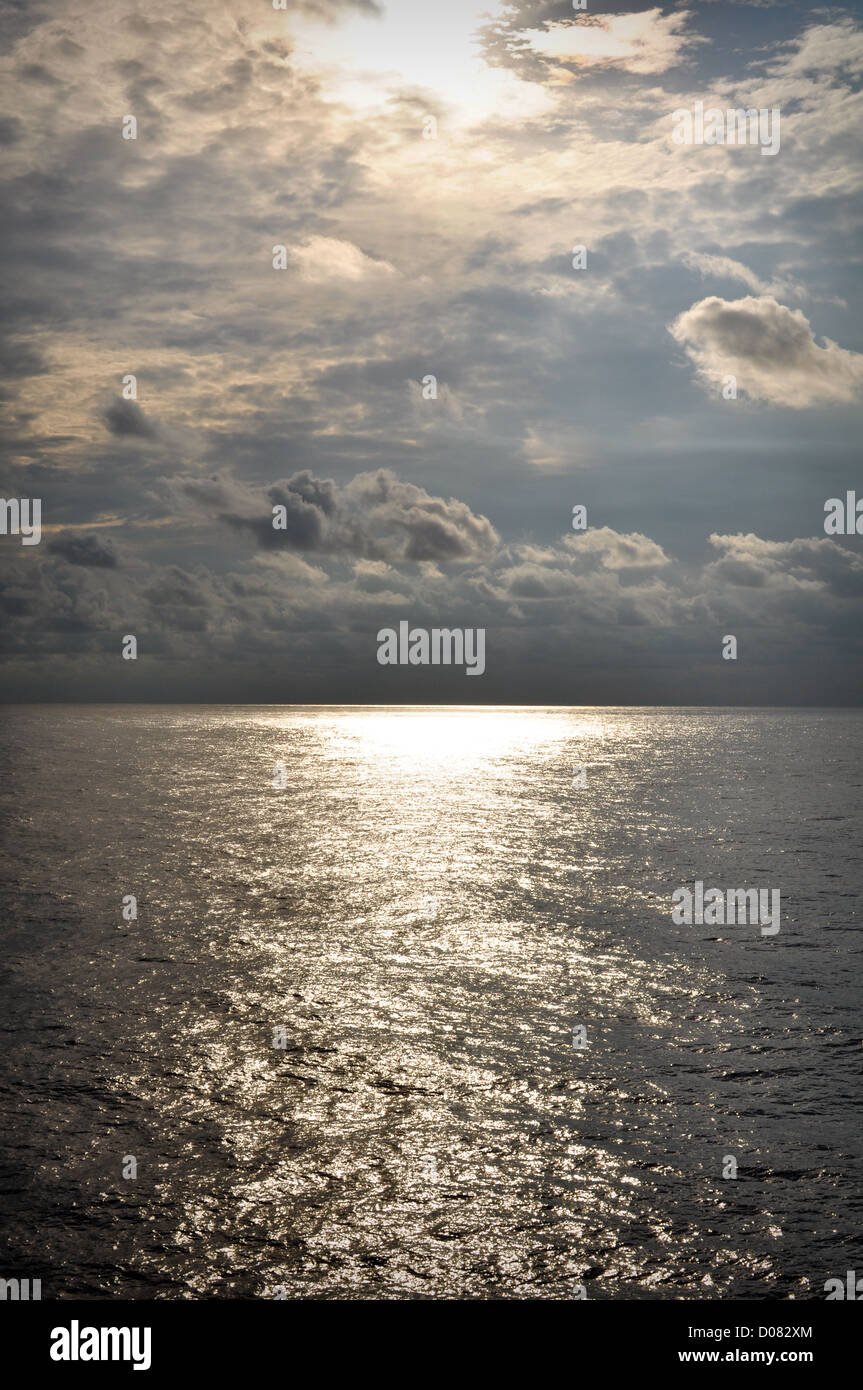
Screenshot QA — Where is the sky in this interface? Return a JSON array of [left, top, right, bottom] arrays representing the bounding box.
[[0, 0, 861, 704]]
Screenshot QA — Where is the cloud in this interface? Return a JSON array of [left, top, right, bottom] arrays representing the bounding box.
[[173, 468, 501, 565], [47, 533, 118, 567], [681, 252, 802, 303], [706, 532, 863, 598], [289, 0, 382, 18], [292, 236, 398, 283], [523, 10, 702, 76], [767, 20, 863, 79], [5, 504, 860, 703], [0, 0, 860, 704], [345, 470, 500, 562], [0, 114, 23, 145], [574, 527, 671, 571], [104, 399, 160, 440], [668, 295, 863, 406]]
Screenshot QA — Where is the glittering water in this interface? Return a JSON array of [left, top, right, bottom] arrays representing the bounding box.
[[0, 705, 860, 1300]]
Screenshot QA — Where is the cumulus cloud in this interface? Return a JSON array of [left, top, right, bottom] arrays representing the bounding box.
[[4, 505, 861, 704], [173, 468, 501, 565], [668, 295, 863, 406], [706, 532, 863, 598], [573, 527, 671, 570]]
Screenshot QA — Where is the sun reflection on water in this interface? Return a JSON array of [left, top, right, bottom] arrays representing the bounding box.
[[5, 704, 838, 1300]]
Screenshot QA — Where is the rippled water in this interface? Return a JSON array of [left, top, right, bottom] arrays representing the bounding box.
[[0, 705, 860, 1300]]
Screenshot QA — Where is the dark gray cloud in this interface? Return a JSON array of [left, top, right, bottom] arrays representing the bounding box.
[[174, 468, 500, 565], [47, 533, 118, 568], [0, 114, 23, 145], [1, 501, 860, 703], [0, 0, 52, 45], [104, 399, 160, 441]]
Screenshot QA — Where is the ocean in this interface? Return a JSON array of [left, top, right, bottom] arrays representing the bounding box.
[[0, 704, 860, 1299]]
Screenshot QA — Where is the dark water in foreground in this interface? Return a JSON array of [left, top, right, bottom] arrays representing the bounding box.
[[0, 705, 860, 1300]]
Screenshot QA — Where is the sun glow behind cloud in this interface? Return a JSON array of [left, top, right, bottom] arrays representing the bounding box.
[[282, 0, 553, 125]]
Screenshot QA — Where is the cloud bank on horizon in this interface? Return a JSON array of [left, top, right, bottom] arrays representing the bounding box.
[[0, 0, 861, 703]]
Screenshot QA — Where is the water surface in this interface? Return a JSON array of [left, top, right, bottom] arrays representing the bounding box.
[[0, 705, 860, 1299]]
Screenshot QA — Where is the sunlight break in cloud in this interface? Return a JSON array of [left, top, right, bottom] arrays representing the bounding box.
[[293, 236, 398, 283], [285, 0, 553, 126], [523, 9, 703, 77]]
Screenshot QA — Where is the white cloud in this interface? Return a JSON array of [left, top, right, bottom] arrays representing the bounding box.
[[571, 527, 671, 570], [767, 20, 863, 79], [523, 9, 703, 76], [681, 252, 802, 302], [293, 236, 398, 282], [669, 295, 863, 407]]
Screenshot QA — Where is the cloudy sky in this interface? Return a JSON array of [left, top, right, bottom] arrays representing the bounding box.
[[1, 0, 861, 703]]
